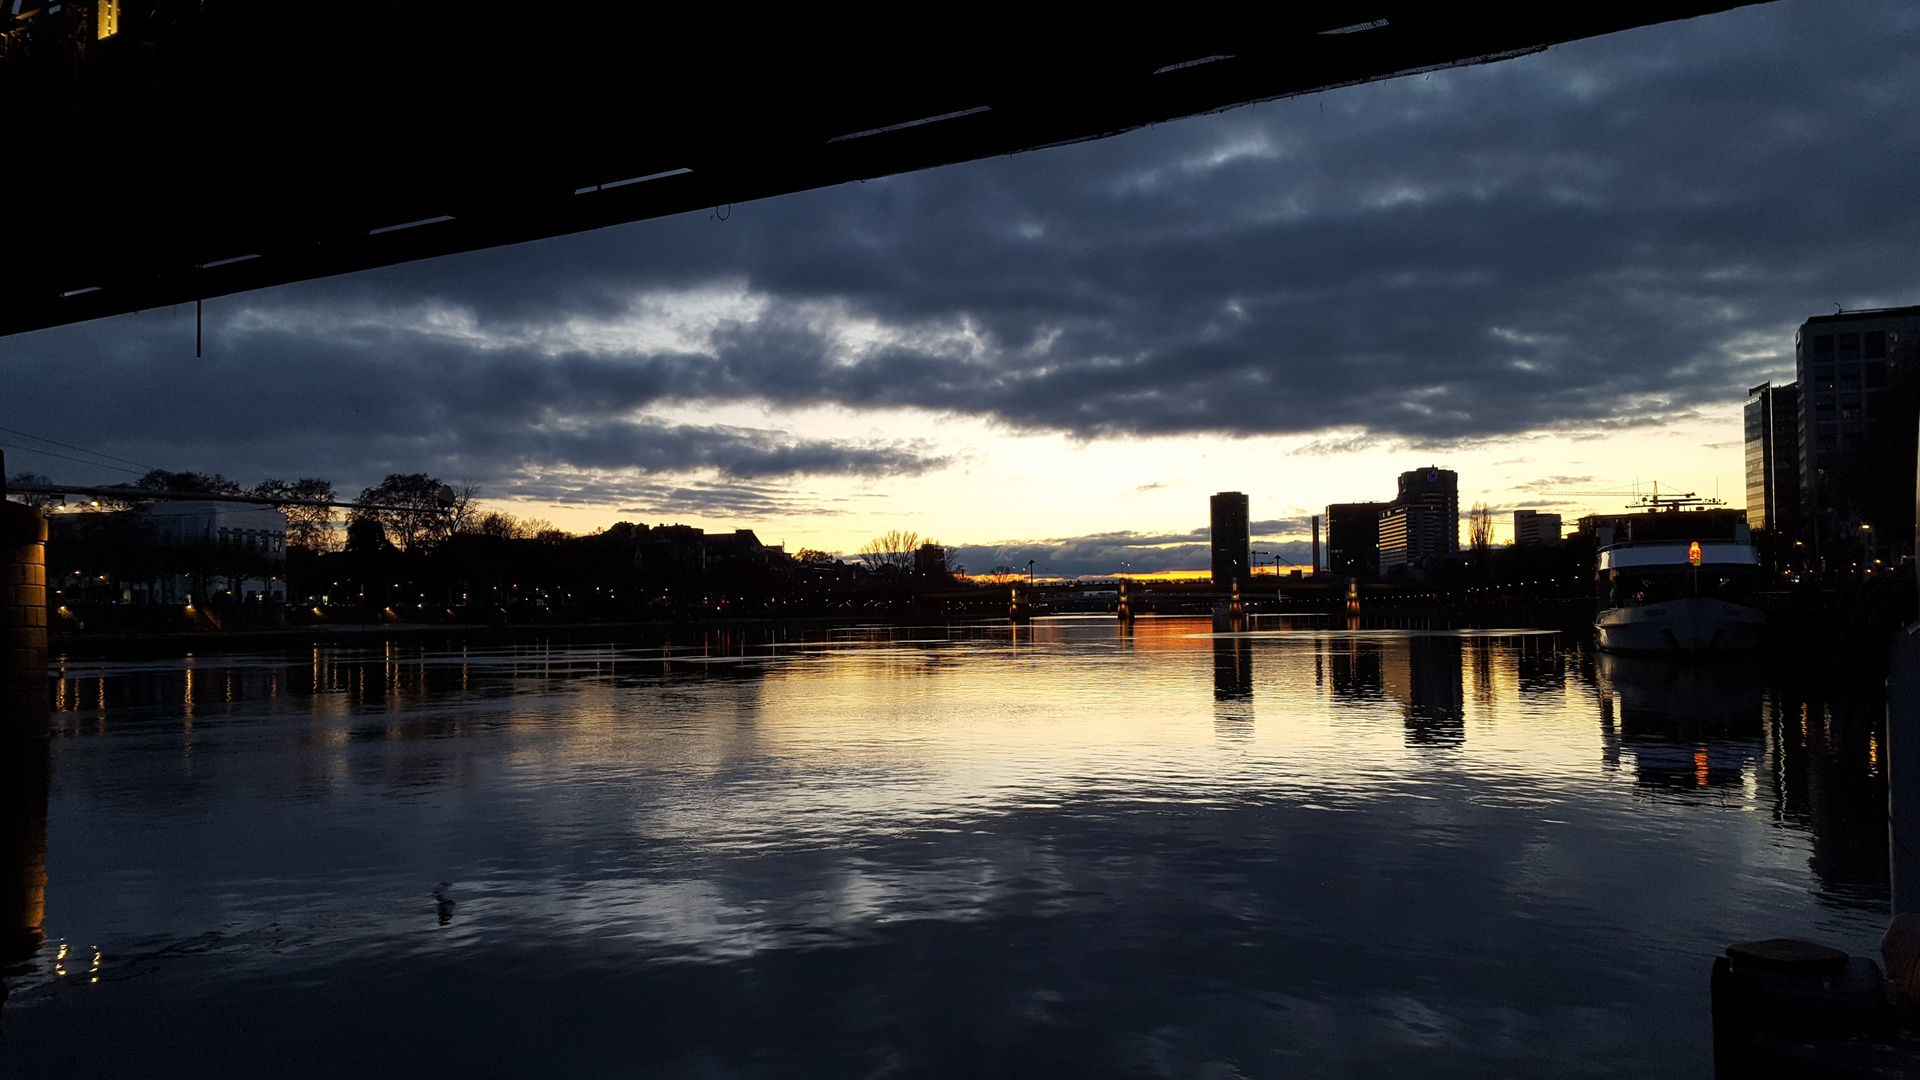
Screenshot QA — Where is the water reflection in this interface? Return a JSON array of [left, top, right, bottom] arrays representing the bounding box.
[[1595, 650, 1887, 908], [1324, 635, 1382, 700], [1211, 631, 1253, 739], [0, 685, 50, 1043], [1399, 635, 1465, 747], [0, 622, 1897, 1077], [0, 735, 47, 970]]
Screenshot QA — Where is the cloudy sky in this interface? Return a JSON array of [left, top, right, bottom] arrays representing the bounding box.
[[4, 0, 1917, 574]]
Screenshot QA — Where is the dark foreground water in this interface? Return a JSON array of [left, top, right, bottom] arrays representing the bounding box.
[[0, 618, 1892, 1077]]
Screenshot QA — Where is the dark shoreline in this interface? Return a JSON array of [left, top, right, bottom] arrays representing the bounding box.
[[43, 615, 1022, 661]]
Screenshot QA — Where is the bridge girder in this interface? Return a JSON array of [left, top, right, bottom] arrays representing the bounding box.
[[0, 2, 1763, 338]]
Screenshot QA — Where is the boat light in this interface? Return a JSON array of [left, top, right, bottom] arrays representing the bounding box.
[[1688, 542, 1702, 567]]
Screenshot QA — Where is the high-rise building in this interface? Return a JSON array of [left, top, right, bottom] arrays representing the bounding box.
[[1796, 305, 1920, 518], [1325, 502, 1386, 578], [1209, 492, 1250, 586], [1512, 510, 1562, 547], [1377, 505, 1414, 575], [1744, 381, 1800, 535], [1378, 467, 1458, 574]]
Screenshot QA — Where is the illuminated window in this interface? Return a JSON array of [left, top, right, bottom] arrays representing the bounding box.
[[96, 0, 117, 39]]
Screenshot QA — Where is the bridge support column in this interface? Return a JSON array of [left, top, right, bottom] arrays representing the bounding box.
[[1, 499, 49, 739], [1009, 587, 1030, 624], [1117, 581, 1134, 623]]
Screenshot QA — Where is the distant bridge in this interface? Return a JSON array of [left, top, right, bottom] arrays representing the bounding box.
[[0, 1, 1764, 338]]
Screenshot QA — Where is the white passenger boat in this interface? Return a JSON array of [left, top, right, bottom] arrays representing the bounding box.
[[1593, 497, 1764, 653]]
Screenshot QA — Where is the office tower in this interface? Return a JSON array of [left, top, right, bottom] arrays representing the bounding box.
[[1744, 381, 1800, 535], [1512, 510, 1562, 547], [1210, 492, 1250, 586], [1311, 514, 1321, 575], [1796, 305, 1920, 517], [1326, 502, 1386, 578], [1378, 467, 1458, 574]]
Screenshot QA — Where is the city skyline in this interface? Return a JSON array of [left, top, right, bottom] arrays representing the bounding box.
[[2, 1, 1915, 575]]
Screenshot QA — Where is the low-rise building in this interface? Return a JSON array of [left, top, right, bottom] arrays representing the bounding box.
[[1512, 510, 1562, 547]]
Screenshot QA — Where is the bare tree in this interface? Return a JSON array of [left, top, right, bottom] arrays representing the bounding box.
[[251, 477, 339, 550], [354, 474, 474, 553], [1468, 502, 1495, 556], [464, 508, 563, 541], [858, 530, 919, 572], [5, 472, 55, 507], [136, 469, 242, 495]]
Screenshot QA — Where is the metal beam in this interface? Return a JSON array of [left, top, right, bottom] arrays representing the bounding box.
[[0, 2, 1768, 338]]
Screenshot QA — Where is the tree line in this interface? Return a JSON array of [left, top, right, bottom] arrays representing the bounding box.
[[6, 467, 573, 552]]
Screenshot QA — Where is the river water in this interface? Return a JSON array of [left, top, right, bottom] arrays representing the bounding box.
[[0, 618, 1892, 1077]]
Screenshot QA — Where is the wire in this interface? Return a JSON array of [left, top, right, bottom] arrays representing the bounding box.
[[0, 440, 149, 476], [0, 423, 159, 472]]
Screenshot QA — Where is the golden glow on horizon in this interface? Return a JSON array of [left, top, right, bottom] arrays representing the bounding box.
[[471, 402, 1749, 574]]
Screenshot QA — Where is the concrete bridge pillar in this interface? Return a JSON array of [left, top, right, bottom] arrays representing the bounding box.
[[1117, 581, 1134, 623], [1009, 586, 1030, 624], [0, 485, 49, 966], [1, 499, 49, 738]]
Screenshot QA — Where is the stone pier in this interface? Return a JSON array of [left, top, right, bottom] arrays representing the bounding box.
[[1, 500, 48, 738]]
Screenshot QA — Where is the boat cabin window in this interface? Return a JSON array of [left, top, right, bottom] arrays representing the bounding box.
[[1604, 567, 1754, 608]]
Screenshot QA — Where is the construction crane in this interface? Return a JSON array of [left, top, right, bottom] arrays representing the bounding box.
[[1540, 480, 1725, 510]]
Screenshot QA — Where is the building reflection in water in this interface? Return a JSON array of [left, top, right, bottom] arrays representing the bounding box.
[[1765, 685, 1889, 908], [1397, 635, 1465, 747], [1212, 629, 1253, 739], [1593, 650, 1888, 908], [1325, 635, 1382, 701]]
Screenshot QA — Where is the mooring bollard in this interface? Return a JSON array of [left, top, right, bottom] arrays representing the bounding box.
[[0, 499, 49, 739]]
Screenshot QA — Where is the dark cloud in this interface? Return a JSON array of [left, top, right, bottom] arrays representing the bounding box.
[[0, 312, 940, 498], [947, 525, 1316, 579], [3, 0, 1915, 500]]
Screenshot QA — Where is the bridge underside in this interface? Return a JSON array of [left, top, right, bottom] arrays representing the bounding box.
[[1, 1, 1759, 338]]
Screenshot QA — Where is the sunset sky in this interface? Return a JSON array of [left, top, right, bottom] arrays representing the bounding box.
[[4, 0, 1916, 575]]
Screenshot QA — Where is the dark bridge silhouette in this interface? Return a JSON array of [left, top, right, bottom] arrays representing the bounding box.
[[1, 1, 1759, 338]]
